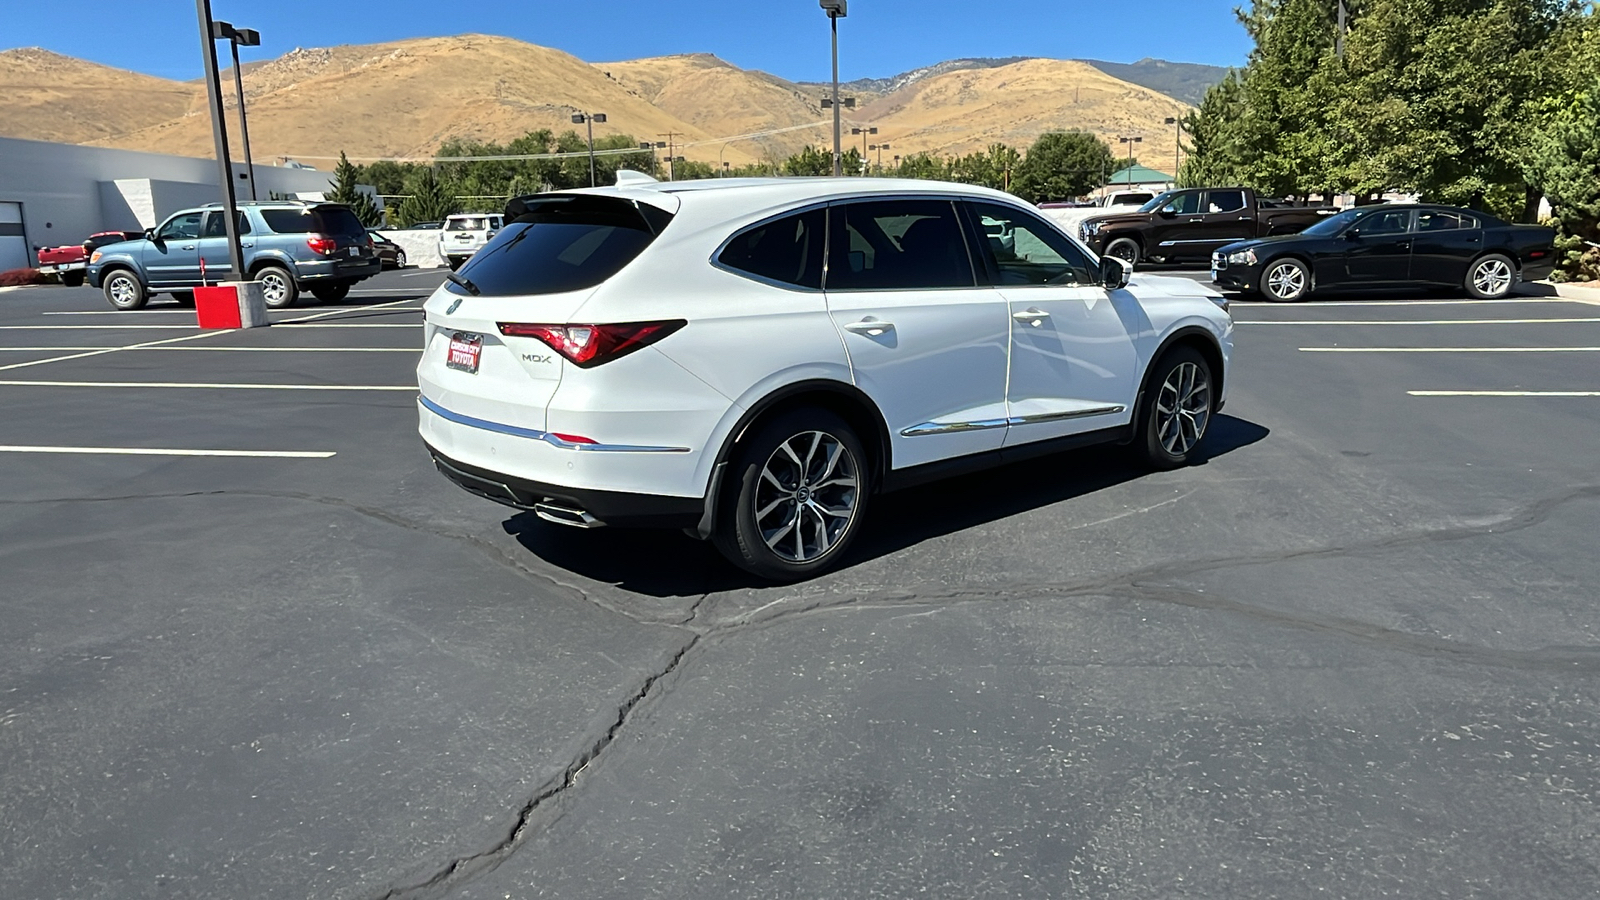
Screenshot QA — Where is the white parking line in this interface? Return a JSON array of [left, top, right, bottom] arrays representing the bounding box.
[[0, 330, 230, 373], [1232, 297, 1587, 307], [0, 346, 419, 353], [0, 380, 415, 391], [1302, 346, 1600, 353], [1237, 318, 1600, 325], [402, 270, 447, 278], [1409, 390, 1600, 397], [0, 445, 336, 458]]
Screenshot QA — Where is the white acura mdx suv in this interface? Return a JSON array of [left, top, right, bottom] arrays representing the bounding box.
[[418, 174, 1232, 580]]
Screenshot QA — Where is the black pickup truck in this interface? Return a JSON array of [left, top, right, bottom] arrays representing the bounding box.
[[1077, 187, 1338, 266]]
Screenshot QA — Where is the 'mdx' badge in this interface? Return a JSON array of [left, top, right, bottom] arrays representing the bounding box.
[[446, 298, 463, 315]]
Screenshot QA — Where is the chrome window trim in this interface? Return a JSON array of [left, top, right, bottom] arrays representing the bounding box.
[[901, 405, 1127, 437]]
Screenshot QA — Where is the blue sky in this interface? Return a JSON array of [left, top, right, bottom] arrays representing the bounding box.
[[9, 1, 1251, 82]]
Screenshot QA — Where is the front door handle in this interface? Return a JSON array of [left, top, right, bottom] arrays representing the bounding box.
[[843, 317, 893, 337], [241, 243, 254, 249], [1012, 308, 1050, 324], [181, 244, 196, 251]]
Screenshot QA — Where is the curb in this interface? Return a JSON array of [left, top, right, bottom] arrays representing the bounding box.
[[1517, 281, 1600, 304]]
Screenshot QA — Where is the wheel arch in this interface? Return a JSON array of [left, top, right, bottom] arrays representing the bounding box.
[[691, 379, 892, 540], [1133, 326, 1228, 428], [246, 254, 296, 278]]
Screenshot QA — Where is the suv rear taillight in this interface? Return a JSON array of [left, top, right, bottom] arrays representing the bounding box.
[[307, 234, 338, 255], [497, 320, 685, 368]]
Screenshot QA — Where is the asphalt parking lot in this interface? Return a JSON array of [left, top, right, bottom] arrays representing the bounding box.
[[3, 269, 1599, 899]]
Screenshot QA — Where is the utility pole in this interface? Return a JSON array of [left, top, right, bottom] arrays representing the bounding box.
[[572, 112, 607, 187], [821, 1, 847, 176], [1337, 0, 1348, 58], [195, 0, 244, 281], [657, 132, 683, 180]]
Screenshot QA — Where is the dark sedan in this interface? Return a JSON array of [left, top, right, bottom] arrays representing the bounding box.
[[1210, 204, 1557, 302], [368, 230, 407, 269]]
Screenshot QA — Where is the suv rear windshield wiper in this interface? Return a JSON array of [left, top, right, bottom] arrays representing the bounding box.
[[446, 271, 480, 295]]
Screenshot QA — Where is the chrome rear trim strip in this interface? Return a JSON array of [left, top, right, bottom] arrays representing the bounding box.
[[902, 406, 1126, 437]]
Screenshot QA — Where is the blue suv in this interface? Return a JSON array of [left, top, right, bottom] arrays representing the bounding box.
[[87, 201, 381, 310]]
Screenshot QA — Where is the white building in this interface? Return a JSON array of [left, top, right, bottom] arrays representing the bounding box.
[[0, 136, 339, 270]]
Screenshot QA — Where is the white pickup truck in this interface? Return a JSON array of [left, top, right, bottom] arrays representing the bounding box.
[[1038, 191, 1157, 236], [438, 213, 504, 271]]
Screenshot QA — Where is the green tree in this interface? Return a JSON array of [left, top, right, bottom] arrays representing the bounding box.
[[1012, 132, 1117, 203], [892, 152, 951, 181], [393, 167, 460, 227], [326, 152, 383, 226], [1525, 77, 1600, 280], [781, 146, 834, 176]]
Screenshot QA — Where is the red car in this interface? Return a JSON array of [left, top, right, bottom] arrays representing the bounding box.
[[37, 231, 144, 287]]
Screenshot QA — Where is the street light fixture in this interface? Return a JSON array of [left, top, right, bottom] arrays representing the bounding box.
[[1117, 135, 1142, 188], [212, 21, 260, 200], [869, 142, 890, 171], [195, 0, 244, 281], [572, 112, 607, 186], [851, 126, 877, 171], [820, 0, 847, 176]]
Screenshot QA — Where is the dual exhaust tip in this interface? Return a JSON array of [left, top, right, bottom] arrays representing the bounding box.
[[533, 502, 605, 529]]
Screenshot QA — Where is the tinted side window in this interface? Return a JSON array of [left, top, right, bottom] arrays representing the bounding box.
[[158, 213, 203, 241], [1360, 209, 1412, 236], [261, 209, 318, 234], [717, 208, 824, 289], [1165, 192, 1203, 215], [826, 200, 974, 291], [202, 211, 250, 237], [1205, 190, 1247, 213], [1417, 210, 1464, 232], [968, 202, 1097, 286], [260, 207, 365, 236]]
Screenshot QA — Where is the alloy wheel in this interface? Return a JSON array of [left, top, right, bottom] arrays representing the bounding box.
[[108, 276, 138, 307], [1155, 361, 1211, 456], [259, 272, 288, 304], [1473, 258, 1512, 297], [1266, 262, 1306, 300], [754, 431, 859, 563]]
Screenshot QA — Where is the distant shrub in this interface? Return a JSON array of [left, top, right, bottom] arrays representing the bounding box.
[[0, 268, 47, 287]]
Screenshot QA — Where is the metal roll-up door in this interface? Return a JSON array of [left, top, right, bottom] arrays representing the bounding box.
[[0, 203, 29, 270]]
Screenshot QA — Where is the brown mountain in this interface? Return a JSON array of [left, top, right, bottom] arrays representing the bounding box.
[[0, 48, 195, 145], [858, 58, 1190, 172], [0, 36, 1192, 177]]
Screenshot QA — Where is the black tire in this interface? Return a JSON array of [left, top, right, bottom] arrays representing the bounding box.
[[170, 291, 196, 307], [1134, 346, 1215, 471], [1105, 237, 1141, 267], [1465, 253, 1516, 300], [395, 250, 407, 269], [60, 271, 86, 288], [310, 282, 351, 304], [102, 269, 147, 310], [255, 264, 299, 308], [1258, 257, 1311, 302], [713, 407, 870, 581]]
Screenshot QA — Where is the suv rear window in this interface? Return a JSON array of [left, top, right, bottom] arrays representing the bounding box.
[[260, 206, 367, 237], [446, 217, 491, 231], [447, 196, 672, 297]]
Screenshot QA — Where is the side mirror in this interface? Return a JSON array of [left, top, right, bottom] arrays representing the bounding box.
[[144, 229, 156, 242], [1344, 228, 1361, 241], [1100, 255, 1131, 290], [1157, 205, 1178, 218]]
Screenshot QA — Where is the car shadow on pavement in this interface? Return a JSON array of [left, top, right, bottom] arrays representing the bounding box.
[[504, 414, 1270, 598]]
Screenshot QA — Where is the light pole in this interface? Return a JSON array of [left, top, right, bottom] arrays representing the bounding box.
[[657, 133, 682, 180], [572, 112, 607, 187], [1117, 135, 1142, 189], [213, 22, 260, 200], [1164, 117, 1183, 178], [870, 143, 889, 171], [195, 0, 244, 281], [820, 0, 847, 176], [851, 126, 877, 173]]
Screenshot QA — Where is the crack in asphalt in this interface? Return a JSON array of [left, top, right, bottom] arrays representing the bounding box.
[[372, 633, 702, 900], [13, 481, 1600, 898]]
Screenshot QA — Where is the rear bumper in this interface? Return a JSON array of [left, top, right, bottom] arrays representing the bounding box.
[[1521, 260, 1557, 283], [295, 258, 381, 282], [425, 445, 702, 529]]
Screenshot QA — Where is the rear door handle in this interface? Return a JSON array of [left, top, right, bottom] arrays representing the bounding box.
[[843, 317, 893, 337], [1012, 308, 1050, 324]]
